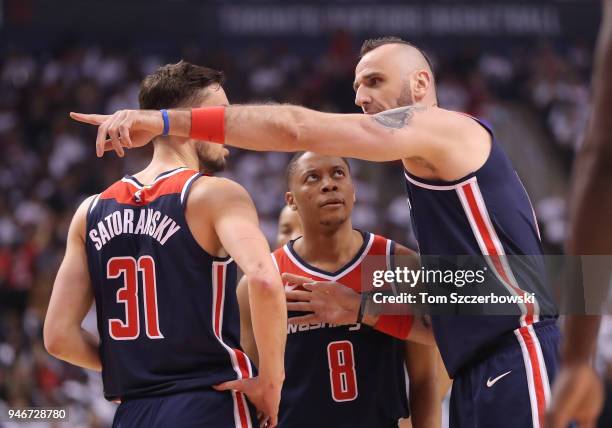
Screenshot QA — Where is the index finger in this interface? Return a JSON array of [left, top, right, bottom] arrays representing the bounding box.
[[285, 289, 312, 302], [302, 281, 331, 291], [213, 379, 244, 392], [282, 272, 314, 286], [70, 112, 111, 125]]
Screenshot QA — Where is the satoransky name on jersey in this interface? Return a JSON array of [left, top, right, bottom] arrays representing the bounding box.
[[287, 322, 362, 335], [89, 208, 181, 251]]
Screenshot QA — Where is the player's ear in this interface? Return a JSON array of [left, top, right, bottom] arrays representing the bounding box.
[[285, 192, 297, 210], [412, 69, 431, 102]]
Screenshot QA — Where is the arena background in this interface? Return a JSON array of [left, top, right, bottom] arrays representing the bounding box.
[[0, 0, 610, 426]]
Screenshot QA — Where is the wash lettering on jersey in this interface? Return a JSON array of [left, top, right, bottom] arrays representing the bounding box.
[[88, 208, 181, 250], [287, 322, 362, 334]]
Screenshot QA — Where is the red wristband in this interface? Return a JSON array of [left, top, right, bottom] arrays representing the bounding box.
[[374, 315, 414, 340], [190, 106, 225, 144]]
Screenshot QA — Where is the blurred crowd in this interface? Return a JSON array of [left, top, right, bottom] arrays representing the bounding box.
[[0, 33, 608, 427]]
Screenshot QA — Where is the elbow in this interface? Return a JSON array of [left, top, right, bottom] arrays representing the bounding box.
[[43, 323, 65, 358], [246, 266, 282, 297], [248, 274, 278, 295], [43, 316, 73, 359]]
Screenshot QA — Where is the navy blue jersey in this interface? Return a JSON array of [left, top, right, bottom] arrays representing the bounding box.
[[85, 167, 254, 420], [403, 116, 557, 377], [273, 232, 409, 428]]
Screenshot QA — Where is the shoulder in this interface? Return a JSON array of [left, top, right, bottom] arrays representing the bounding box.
[[393, 242, 417, 256], [271, 246, 285, 259], [421, 108, 490, 146], [71, 195, 99, 240], [189, 176, 253, 207], [270, 245, 285, 268], [74, 194, 99, 221], [373, 234, 416, 256]]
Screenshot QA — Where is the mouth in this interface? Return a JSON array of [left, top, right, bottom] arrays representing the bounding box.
[[362, 106, 381, 115], [320, 198, 345, 208]]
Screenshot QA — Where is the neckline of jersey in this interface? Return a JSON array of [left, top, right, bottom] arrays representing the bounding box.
[[124, 167, 189, 188], [286, 229, 370, 278]]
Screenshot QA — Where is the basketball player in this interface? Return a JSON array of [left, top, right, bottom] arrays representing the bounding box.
[[547, 1, 612, 426], [276, 205, 302, 248], [72, 37, 560, 427], [238, 151, 439, 428], [45, 62, 287, 427]]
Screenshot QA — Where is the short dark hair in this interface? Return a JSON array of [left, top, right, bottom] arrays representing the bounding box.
[[285, 152, 351, 189], [360, 36, 435, 74], [139, 61, 225, 110]]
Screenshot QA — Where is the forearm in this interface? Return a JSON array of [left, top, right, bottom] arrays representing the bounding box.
[[248, 275, 287, 381], [47, 327, 101, 372], [405, 341, 441, 428], [225, 105, 306, 153], [237, 278, 259, 367], [167, 105, 308, 152], [561, 315, 601, 365], [409, 379, 441, 428], [167, 105, 400, 160]]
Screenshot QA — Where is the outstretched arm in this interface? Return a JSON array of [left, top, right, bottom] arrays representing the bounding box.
[[44, 196, 101, 371], [71, 103, 483, 164]]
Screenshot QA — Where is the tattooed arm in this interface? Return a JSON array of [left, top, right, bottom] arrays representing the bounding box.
[[72, 104, 487, 166]]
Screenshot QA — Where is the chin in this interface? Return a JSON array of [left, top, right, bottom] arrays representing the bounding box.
[[320, 215, 347, 228]]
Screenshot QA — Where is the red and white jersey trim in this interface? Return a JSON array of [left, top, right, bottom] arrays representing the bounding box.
[[455, 177, 540, 326], [121, 167, 188, 190], [515, 325, 551, 428], [281, 233, 375, 281], [180, 172, 201, 204], [212, 259, 253, 428]]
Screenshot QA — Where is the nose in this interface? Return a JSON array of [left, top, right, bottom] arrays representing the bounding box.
[[355, 87, 371, 110], [321, 176, 338, 193]]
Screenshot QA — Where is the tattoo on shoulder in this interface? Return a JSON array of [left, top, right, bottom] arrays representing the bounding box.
[[372, 105, 427, 130]]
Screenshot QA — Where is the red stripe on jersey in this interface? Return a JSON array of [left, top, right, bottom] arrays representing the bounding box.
[[234, 350, 251, 379], [99, 169, 199, 206], [214, 264, 224, 336], [235, 392, 250, 427], [518, 326, 547, 427], [461, 182, 535, 325], [212, 261, 252, 428]]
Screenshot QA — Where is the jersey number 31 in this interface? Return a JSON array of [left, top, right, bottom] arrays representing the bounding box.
[[107, 256, 164, 340]]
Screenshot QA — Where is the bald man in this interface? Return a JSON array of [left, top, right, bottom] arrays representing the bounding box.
[[74, 37, 559, 428]]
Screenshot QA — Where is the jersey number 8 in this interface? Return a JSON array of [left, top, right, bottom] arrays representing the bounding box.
[[327, 340, 358, 402], [106, 256, 164, 340]]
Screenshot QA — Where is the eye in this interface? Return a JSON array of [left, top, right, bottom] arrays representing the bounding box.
[[369, 77, 381, 87], [305, 173, 318, 183], [333, 169, 345, 177]]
